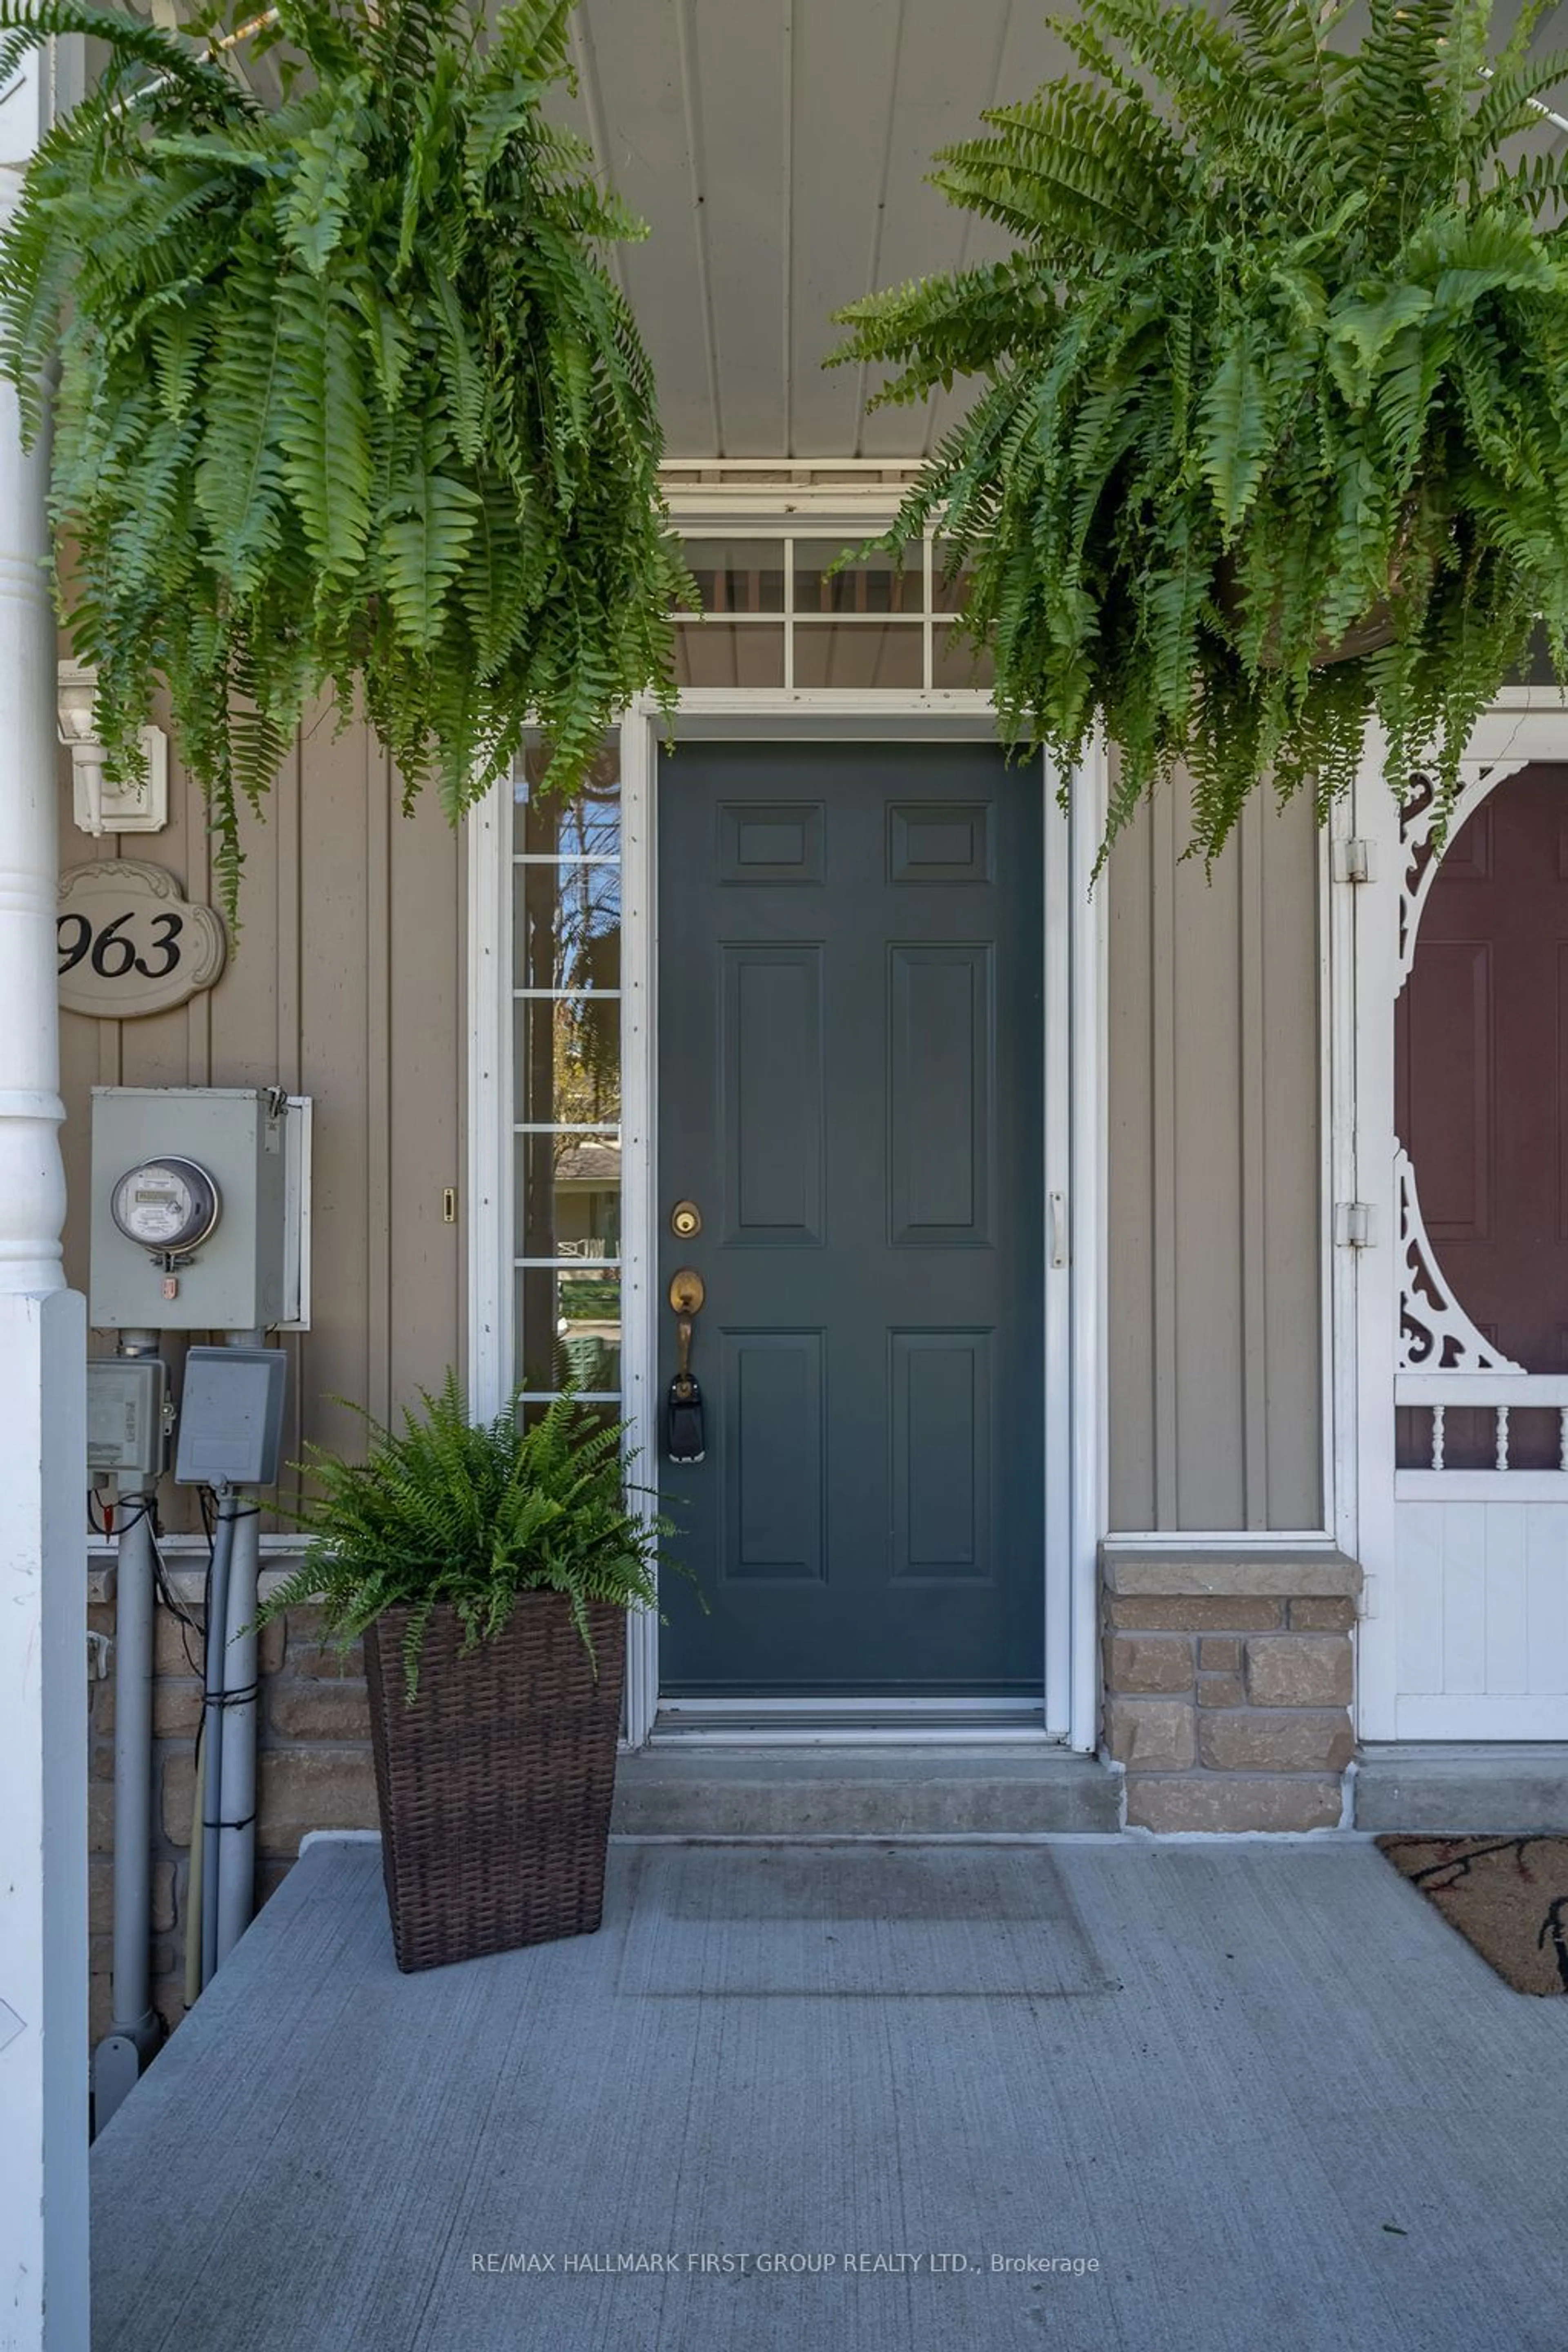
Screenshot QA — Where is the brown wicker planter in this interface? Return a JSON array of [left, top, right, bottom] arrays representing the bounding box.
[[362, 1596, 626, 1973]]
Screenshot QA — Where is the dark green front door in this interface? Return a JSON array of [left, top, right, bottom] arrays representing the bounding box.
[[657, 741, 1044, 1697]]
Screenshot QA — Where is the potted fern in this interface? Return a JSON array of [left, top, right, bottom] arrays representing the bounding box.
[[260, 1379, 674, 1972], [0, 0, 684, 917], [829, 0, 1568, 862]]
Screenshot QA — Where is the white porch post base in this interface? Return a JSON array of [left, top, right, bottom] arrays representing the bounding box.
[[0, 1290, 88, 2352]]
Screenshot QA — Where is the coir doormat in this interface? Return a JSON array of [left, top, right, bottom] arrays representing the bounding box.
[[1377, 1835, 1568, 1995]]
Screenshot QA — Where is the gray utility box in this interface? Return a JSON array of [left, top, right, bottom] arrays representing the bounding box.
[[174, 1347, 288, 1487], [86, 1356, 167, 1481], [89, 1087, 309, 1333]]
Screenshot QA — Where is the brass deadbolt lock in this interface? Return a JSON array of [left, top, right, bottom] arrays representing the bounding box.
[[670, 1199, 702, 1239]]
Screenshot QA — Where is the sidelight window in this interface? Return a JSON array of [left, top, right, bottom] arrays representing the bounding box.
[[512, 742, 622, 1404]]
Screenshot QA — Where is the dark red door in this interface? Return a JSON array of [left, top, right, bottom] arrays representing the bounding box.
[[1396, 763, 1568, 1463]]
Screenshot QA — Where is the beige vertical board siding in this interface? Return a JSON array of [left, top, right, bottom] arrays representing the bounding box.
[[387, 771, 463, 1417], [294, 715, 376, 1468], [1258, 793, 1325, 1528], [1172, 795, 1247, 1526], [56, 705, 463, 1530], [1106, 783, 1158, 1522], [1107, 768, 1323, 1531]]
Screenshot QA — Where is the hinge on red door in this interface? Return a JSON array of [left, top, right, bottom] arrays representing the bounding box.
[[1333, 838, 1372, 883], [1334, 1202, 1374, 1248]]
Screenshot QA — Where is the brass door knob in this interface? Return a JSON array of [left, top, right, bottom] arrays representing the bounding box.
[[668, 1267, 706, 1316]]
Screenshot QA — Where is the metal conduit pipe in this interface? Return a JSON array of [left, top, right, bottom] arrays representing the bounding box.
[[216, 1522, 261, 1964], [184, 1732, 205, 2011], [199, 1486, 238, 1990], [216, 1519, 260, 1966], [93, 1328, 164, 2129], [210, 1325, 267, 1978], [108, 1493, 156, 2022]]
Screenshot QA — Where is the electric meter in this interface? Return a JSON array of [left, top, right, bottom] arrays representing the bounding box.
[[109, 1156, 220, 1258], [90, 1089, 311, 1331]]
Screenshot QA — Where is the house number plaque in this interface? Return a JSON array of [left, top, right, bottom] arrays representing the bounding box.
[[56, 860, 227, 1020]]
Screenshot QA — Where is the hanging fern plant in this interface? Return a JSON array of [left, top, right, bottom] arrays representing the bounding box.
[[0, 0, 684, 915], [829, 0, 1568, 860]]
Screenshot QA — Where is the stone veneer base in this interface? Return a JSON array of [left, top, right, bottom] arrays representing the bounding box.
[[1101, 1546, 1365, 1833]]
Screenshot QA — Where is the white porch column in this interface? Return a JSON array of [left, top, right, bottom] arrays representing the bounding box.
[[0, 47, 91, 2352]]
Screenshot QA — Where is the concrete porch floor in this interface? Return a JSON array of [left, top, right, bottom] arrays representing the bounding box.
[[93, 1835, 1568, 2352]]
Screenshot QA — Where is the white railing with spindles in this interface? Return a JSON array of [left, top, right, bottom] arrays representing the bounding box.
[[1394, 1373, 1568, 1497]]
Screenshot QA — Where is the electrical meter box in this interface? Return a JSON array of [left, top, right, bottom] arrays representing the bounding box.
[[174, 1347, 288, 1486], [86, 1356, 167, 1481], [89, 1087, 312, 1333]]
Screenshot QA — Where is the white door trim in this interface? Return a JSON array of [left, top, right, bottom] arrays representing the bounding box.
[[1064, 731, 1110, 1752], [464, 775, 513, 1420], [469, 691, 1107, 1753], [1327, 784, 1360, 1567]]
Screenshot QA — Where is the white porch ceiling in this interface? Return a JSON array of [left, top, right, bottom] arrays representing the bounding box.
[[144, 0, 1568, 461], [560, 0, 1077, 461], [561, 0, 1568, 465]]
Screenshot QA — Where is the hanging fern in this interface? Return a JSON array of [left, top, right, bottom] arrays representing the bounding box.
[[0, 0, 686, 916], [829, 0, 1568, 860]]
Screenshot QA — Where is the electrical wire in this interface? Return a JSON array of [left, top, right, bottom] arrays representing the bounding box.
[[149, 1525, 204, 1679], [108, 1494, 206, 1677]]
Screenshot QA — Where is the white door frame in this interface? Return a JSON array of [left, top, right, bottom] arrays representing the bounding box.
[[468, 693, 1107, 1753], [1339, 689, 1568, 1736]]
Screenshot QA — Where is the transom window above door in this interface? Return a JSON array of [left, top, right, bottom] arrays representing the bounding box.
[[671, 535, 993, 692]]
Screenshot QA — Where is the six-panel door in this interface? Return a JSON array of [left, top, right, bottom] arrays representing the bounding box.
[[656, 742, 1044, 1697]]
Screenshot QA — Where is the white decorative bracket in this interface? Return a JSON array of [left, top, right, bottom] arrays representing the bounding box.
[[57, 662, 167, 835], [1395, 1145, 1521, 1374], [1396, 756, 1532, 982]]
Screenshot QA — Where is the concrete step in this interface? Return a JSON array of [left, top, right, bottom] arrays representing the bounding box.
[[1354, 1743, 1568, 1833], [610, 1741, 1123, 1837]]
